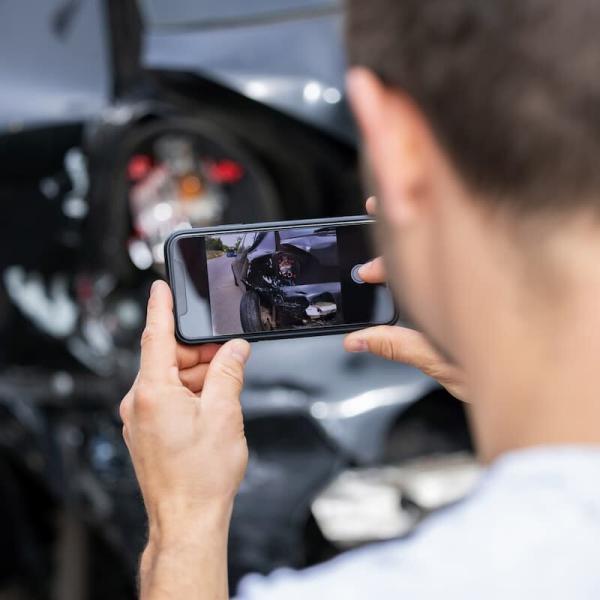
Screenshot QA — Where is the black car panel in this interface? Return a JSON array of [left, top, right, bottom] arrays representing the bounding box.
[[231, 229, 342, 331]]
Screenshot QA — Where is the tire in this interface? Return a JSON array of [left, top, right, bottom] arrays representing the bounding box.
[[240, 290, 265, 333], [231, 264, 238, 286], [85, 113, 281, 279]]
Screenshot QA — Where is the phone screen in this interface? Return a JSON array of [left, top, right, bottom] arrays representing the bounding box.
[[169, 221, 396, 341]]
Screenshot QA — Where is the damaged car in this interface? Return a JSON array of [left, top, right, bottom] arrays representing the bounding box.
[[231, 227, 343, 332]]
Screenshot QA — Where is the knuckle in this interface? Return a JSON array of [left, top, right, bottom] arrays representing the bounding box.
[[426, 363, 458, 387], [140, 325, 157, 348], [179, 370, 200, 392], [178, 369, 191, 386], [175, 344, 191, 366], [381, 335, 397, 362], [215, 358, 244, 388], [119, 396, 131, 424], [421, 362, 441, 380], [134, 381, 158, 412], [371, 329, 397, 361]]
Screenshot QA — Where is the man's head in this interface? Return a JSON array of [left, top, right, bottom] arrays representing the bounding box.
[[345, 0, 600, 372]]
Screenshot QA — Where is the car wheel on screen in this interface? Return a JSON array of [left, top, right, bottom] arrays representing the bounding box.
[[240, 290, 266, 332]]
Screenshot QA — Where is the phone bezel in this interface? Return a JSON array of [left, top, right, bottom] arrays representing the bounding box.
[[164, 215, 397, 344]]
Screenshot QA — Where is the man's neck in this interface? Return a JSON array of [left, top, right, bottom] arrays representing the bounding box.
[[465, 220, 600, 463]]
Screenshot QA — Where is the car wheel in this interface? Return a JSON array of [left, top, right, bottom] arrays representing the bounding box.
[[85, 113, 281, 278], [240, 290, 268, 332]]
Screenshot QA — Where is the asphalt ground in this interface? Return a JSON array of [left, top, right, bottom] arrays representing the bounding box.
[[207, 255, 243, 335]]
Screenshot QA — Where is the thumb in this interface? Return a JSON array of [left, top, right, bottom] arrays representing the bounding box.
[[345, 325, 445, 370], [201, 339, 251, 404]]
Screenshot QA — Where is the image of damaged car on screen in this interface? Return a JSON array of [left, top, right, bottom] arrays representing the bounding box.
[[206, 227, 344, 335]]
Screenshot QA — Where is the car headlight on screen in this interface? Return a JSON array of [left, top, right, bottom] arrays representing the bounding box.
[[276, 252, 298, 281]]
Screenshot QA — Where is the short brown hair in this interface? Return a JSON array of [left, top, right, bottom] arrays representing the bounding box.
[[346, 0, 600, 214]]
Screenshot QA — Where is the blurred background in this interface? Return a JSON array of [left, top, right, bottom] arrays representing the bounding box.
[[0, 1, 478, 598]]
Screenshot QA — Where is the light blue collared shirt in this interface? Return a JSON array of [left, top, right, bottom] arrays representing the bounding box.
[[236, 446, 600, 600]]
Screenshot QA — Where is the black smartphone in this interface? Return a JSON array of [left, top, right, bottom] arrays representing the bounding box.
[[164, 216, 397, 343]]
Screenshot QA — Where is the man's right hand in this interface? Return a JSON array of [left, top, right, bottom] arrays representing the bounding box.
[[343, 197, 468, 402]]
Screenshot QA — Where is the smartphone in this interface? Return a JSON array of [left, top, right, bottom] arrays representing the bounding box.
[[164, 216, 397, 343]]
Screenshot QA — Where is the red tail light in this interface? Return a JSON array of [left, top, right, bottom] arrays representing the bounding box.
[[208, 159, 244, 184], [127, 154, 153, 181]]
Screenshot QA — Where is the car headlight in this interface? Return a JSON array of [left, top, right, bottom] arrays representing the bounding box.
[[275, 252, 298, 281]]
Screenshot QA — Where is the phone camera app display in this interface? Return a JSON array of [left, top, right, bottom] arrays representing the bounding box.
[[206, 226, 344, 335]]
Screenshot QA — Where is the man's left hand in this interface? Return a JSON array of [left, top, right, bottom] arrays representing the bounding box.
[[120, 280, 251, 547]]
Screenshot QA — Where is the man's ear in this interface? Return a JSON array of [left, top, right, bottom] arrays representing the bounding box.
[[347, 67, 428, 226]]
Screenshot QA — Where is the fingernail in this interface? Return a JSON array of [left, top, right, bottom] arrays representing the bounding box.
[[229, 339, 251, 364], [151, 280, 161, 295], [358, 261, 372, 278], [347, 339, 368, 353]]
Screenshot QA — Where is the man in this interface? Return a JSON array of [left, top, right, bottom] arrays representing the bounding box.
[[119, 1, 600, 598]]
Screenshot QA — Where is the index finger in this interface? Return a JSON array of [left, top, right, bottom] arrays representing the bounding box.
[[139, 280, 178, 383], [358, 256, 386, 284], [366, 196, 378, 216]]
